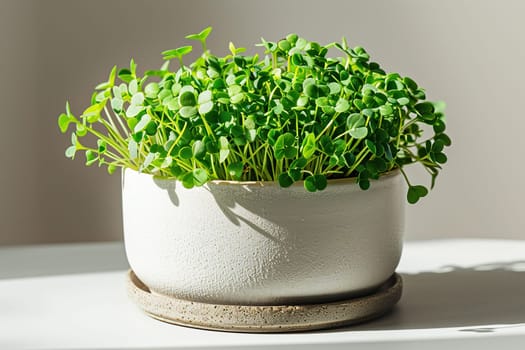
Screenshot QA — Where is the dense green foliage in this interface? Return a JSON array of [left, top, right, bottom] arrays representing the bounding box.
[[58, 27, 450, 203]]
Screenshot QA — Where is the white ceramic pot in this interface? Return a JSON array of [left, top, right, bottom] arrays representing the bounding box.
[[122, 169, 405, 305]]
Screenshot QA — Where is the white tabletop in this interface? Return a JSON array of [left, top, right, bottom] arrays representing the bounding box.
[[1, 239, 525, 350]]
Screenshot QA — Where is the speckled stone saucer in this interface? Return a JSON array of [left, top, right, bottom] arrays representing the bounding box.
[[127, 270, 402, 333]]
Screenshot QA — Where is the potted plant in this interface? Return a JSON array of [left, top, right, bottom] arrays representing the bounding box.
[[58, 27, 450, 331]]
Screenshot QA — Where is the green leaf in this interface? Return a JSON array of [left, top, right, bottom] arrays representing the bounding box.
[[304, 176, 317, 192], [58, 113, 72, 133], [291, 53, 306, 66], [181, 172, 195, 189], [95, 81, 110, 91], [365, 139, 377, 154], [349, 127, 368, 139], [179, 106, 197, 118], [144, 83, 159, 99], [304, 174, 327, 192], [192, 140, 205, 158], [82, 103, 104, 122], [162, 46, 193, 60], [219, 149, 229, 163], [97, 139, 107, 153], [291, 157, 308, 169], [219, 136, 229, 148], [85, 150, 97, 166], [132, 131, 144, 143], [130, 58, 137, 77], [118, 68, 132, 83], [431, 140, 445, 153], [111, 98, 123, 112], [403, 76, 418, 91], [217, 136, 230, 163], [359, 178, 370, 190], [227, 162, 244, 180], [314, 174, 327, 190], [75, 123, 87, 137], [415, 102, 434, 115], [278, 172, 294, 187], [301, 133, 316, 159], [179, 146, 193, 160], [230, 93, 244, 104], [274, 133, 297, 159], [369, 158, 387, 172], [108, 65, 117, 86], [126, 104, 144, 118], [65, 101, 72, 116], [134, 114, 151, 133], [199, 101, 213, 115], [433, 120, 446, 134], [128, 139, 138, 159], [436, 133, 452, 146], [397, 97, 410, 106], [198, 90, 212, 104], [131, 92, 144, 105], [303, 80, 318, 98], [384, 144, 393, 161], [179, 90, 196, 107], [227, 84, 241, 96], [140, 152, 156, 171], [273, 101, 284, 114], [65, 145, 76, 158], [346, 113, 364, 129], [192, 168, 208, 186], [346, 113, 368, 139], [296, 95, 309, 107], [328, 82, 341, 95], [199, 26, 213, 40], [127, 117, 138, 131], [379, 104, 393, 116], [288, 168, 302, 181], [407, 185, 428, 204], [129, 79, 138, 95], [288, 157, 307, 181], [160, 156, 173, 168], [335, 99, 350, 113], [107, 164, 117, 175], [145, 121, 157, 136], [434, 152, 448, 164], [186, 26, 213, 41], [278, 39, 291, 51]]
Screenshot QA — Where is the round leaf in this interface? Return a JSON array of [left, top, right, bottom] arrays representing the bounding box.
[[278, 172, 294, 188], [274, 133, 297, 159], [58, 113, 72, 133], [304, 175, 317, 192], [198, 90, 212, 104], [179, 90, 196, 107], [335, 99, 350, 113], [407, 185, 428, 204], [349, 127, 368, 139], [179, 106, 197, 118], [192, 168, 208, 186], [301, 133, 316, 159], [227, 162, 244, 180]]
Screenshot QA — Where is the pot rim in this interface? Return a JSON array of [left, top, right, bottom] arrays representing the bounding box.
[[125, 168, 401, 187]]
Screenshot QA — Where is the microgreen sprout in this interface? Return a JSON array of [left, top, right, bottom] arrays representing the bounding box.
[[58, 27, 450, 203]]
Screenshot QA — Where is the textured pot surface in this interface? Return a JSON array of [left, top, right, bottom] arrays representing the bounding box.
[[122, 170, 405, 305]]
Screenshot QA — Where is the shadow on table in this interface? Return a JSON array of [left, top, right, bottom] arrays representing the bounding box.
[[331, 260, 525, 332]]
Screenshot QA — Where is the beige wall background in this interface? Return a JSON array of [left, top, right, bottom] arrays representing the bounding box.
[[1, 0, 524, 245]]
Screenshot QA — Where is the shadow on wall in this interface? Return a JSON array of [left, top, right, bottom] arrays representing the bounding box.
[[334, 261, 525, 332]]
